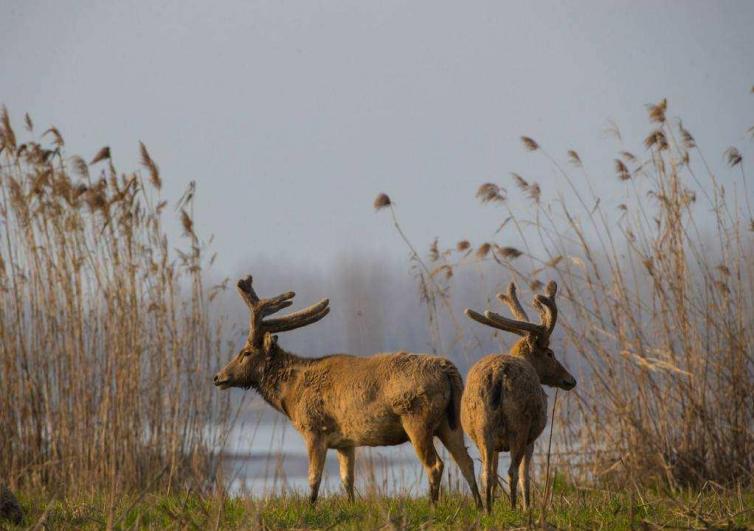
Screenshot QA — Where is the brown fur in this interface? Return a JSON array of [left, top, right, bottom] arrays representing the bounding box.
[[462, 281, 576, 512], [215, 276, 482, 507]]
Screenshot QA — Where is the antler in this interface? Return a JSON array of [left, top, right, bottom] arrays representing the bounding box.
[[465, 280, 558, 343], [237, 275, 330, 347], [532, 280, 558, 341], [464, 308, 544, 336], [496, 282, 529, 321]]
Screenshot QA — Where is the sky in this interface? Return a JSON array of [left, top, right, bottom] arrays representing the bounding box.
[[2, 0, 753, 277]]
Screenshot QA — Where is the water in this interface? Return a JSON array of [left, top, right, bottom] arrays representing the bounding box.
[[217, 410, 499, 497]]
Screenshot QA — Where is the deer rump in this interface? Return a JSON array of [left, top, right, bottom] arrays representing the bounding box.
[[285, 352, 463, 448], [462, 354, 548, 453]]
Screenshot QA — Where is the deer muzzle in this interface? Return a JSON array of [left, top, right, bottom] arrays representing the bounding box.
[[559, 374, 577, 390], [213, 372, 231, 389]]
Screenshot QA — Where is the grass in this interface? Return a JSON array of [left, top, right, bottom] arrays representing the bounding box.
[[9, 482, 754, 529]]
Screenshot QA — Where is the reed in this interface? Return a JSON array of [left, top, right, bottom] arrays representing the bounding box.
[[0, 107, 232, 497], [387, 96, 754, 489]]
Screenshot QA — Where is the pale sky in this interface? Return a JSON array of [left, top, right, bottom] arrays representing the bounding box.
[[2, 0, 753, 275]]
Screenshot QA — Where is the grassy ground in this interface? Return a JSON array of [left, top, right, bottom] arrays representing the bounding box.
[[8, 482, 754, 530]]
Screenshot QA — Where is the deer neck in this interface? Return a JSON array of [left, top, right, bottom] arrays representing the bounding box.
[[254, 346, 306, 418], [510, 338, 544, 379]]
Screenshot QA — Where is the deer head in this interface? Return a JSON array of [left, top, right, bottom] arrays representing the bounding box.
[[465, 281, 576, 390], [213, 275, 330, 390]]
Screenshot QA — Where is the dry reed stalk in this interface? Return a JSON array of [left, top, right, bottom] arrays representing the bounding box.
[[0, 110, 232, 497], [407, 96, 753, 490]]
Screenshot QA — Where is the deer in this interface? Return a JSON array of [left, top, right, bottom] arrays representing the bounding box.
[[214, 275, 482, 508], [461, 281, 576, 512]]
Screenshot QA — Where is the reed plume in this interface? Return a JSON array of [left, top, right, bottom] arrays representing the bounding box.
[[0, 110, 231, 497]]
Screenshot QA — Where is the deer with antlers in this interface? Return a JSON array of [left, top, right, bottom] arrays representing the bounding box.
[[214, 275, 482, 507], [461, 281, 576, 512]]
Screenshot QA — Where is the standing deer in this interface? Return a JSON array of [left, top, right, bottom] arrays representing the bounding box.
[[461, 281, 576, 512], [214, 275, 482, 507]]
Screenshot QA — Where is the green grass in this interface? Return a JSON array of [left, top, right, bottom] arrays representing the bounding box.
[[8, 482, 754, 530]]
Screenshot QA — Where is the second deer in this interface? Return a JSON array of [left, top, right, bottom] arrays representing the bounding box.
[[462, 281, 576, 512]]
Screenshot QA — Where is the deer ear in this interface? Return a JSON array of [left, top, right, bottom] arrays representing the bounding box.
[[524, 334, 541, 351], [263, 333, 278, 353]]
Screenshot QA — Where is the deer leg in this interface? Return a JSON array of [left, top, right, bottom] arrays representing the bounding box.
[[519, 442, 534, 511], [480, 443, 497, 514], [437, 422, 482, 509], [336, 447, 355, 501], [508, 431, 528, 510], [304, 434, 327, 504], [491, 449, 500, 499], [402, 417, 444, 505]]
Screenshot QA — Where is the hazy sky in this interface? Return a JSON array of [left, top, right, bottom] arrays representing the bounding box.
[[3, 1, 753, 275]]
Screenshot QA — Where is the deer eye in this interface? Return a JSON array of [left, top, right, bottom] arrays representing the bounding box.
[[546, 350, 554, 358]]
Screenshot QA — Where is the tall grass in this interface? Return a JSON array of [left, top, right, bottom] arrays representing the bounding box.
[[4, 91, 750, 513], [390, 98, 754, 488], [0, 108, 231, 497]]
